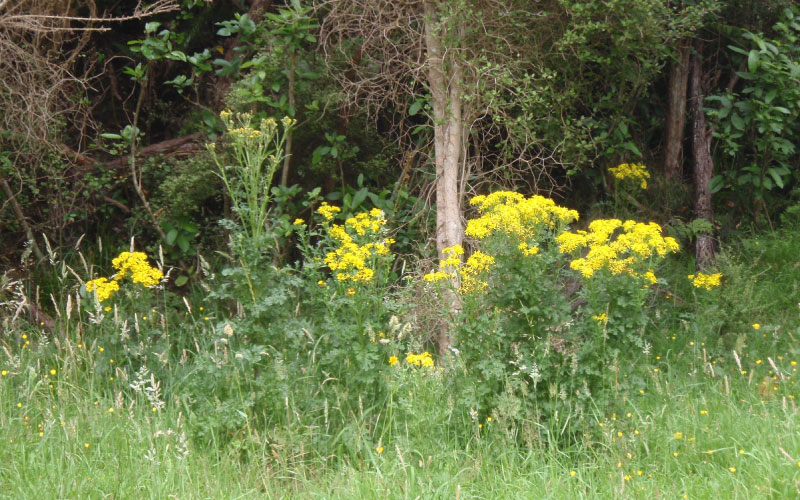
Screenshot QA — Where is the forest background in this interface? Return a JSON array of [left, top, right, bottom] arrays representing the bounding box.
[[1, 0, 800, 498]]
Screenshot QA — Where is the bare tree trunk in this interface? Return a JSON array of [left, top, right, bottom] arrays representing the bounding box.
[[424, 0, 465, 353], [690, 43, 715, 268], [664, 41, 690, 181]]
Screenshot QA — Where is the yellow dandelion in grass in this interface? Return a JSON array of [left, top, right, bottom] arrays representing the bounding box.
[[673, 432, 683, 440], [1, 370, 7, 376], [16, 402, 22, 408], [728, 467, 736, 473], [699, 410, 708, 415], [49, 369, 56, 376], [376, 446, 384, 454], [569, 470, 577, 477], [388, 356, 399, 366], [673, 452, 679, 457], [84, 442, 90, 449], [108, 408, 114, 414], [707, 450, 714, 455], [752, 323, 761, 330], [104, 306, 111, 312]]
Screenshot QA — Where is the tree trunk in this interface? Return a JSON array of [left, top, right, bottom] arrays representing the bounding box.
[[689, 43, 715, 268], [664, 40, 690, 181], [424, 0, 465, 353]]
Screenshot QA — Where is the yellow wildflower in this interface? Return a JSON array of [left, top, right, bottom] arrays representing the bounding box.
[[405, 351, 434, 369], [317, 202, 341, 221], [609, 162, 650, 190], [85, 277, 120, 303], [689, 272, 723, 290]]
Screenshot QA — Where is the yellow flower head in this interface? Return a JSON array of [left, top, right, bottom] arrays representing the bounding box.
[[111, 251, 163, 287], [85, 277, 120, 303], [405, 351, 434, 369], [317, 202, 341, 221], [689, 272, 723, 290], [609, 163, 650, 189]]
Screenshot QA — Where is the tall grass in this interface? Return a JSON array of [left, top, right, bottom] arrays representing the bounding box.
[[1, 229, 799, 499]]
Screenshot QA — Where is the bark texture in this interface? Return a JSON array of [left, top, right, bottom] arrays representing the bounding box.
[[689, 44, 715, 268], [664, 41, 690, 181], [424, 0, 465, 353]]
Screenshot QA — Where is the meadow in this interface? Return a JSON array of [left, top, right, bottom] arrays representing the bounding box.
[[2, 195, 799, 500]]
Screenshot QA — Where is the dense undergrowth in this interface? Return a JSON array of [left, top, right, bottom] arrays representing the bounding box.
[[2, 192, 800, 498]]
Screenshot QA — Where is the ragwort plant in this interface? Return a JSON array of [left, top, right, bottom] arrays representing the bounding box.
[[425, 191, 680, 440], [307, 201, 400, 392]]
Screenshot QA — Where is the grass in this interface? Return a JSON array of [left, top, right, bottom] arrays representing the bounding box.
[[2, 229, 800, 499]]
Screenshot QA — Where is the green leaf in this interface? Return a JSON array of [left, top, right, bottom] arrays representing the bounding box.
[[174, 275, 189, 287], [177, 235, 190, 253], [408, 100, 422, 116], [730, 113, 745, 131], [747, 50, 760, 72], [767, 167, 785, 188], [708, 175, 725, 194], [166, 229, 178, 246], [100, 133, 122, 140], [352, 188, 368, 209]]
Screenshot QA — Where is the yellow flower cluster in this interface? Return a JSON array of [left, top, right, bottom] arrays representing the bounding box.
[[228, 127, 262, 139], [323, 206, 393, 284], [556, 219, 679, 279], [85, 251, 163, 303], [688, 272, 722, 290], [405, 351, 434, 368], [609, 163, 650, 189], [112, 252, 164, 287], [465, 191, 579, 241], [85, 277, 120, 303], [317, 202, 341, 221], [460, 251, 495, 293], [345, 208, 386, 236], [423, 245, 463, 283], [423, 246, 494, 294]]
